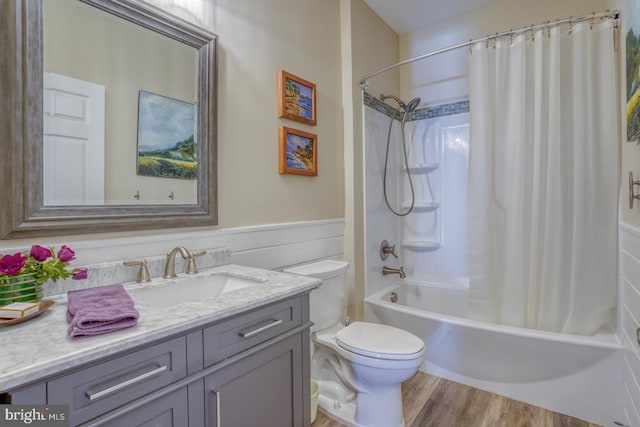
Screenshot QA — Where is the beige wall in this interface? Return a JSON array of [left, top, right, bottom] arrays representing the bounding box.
[[43, 0, 198, 204], [398, 0, 607, 104], [147, 0, 345, 228], [341, 0, 399, 319]]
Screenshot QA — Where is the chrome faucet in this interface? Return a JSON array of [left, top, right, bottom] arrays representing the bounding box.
[[382, 266, 406, 278], [163, 246, 195, 278]]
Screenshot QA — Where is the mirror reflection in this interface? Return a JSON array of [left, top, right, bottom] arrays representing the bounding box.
[[42, 0, 199, 206]]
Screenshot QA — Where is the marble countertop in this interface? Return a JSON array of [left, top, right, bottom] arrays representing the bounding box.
[[0, 264, 320, 392]]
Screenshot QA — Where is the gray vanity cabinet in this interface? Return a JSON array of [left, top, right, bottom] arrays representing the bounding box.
[[2, 292, 312, 427]]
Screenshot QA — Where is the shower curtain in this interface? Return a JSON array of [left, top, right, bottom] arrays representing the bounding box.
[[467, 20, 618, 335]]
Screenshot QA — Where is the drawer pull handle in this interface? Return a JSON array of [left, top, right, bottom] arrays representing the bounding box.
[[239, 319, 283, 338], [215, 390, 221, 427], [86, 365, 168, 401]]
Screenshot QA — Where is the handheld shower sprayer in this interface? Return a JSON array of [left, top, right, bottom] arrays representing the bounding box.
[[378, 93, 423, 216]]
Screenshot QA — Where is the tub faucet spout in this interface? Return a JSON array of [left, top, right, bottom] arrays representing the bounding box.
[[382, 266, 406, 278]]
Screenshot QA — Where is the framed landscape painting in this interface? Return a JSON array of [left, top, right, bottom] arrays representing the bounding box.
[[279, 126, 317, 176], [137, 90, 197, 179], [277, 70, 317, 126], [628, 0, 640, 142]]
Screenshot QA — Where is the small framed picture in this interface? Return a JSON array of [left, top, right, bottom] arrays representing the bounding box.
[[279, 126, 317, 176], [277, 70, 317, 126]]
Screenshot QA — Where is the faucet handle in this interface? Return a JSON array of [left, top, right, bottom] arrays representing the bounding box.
[[185, 250, 206, 274], [124, 259, 151, 283], [380, 240, 399, 260]]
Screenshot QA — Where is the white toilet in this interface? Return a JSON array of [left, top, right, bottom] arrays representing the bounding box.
[[284, 260, 424, 427]]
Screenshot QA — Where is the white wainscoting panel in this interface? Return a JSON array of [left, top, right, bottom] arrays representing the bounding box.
[[621, 224, 640, 427], [0, 219, 345, 275], [228, 221, 345, 269]]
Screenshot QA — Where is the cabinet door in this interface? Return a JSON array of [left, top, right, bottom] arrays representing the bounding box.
[[205, 333, 304, 427], [91, 386, 189, 427]]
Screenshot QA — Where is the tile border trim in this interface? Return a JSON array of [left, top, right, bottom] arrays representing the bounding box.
[[363, 91, 469, 121]]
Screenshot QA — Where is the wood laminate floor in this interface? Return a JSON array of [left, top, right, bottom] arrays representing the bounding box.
[[311, 371, 600, 427]]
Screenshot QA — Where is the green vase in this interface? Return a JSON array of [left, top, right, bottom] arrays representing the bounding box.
[[0, 273, 43, 306]]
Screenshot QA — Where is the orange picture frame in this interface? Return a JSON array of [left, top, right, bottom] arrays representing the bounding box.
[[277, 70, 317, 126], [279, 126, 317, 176]]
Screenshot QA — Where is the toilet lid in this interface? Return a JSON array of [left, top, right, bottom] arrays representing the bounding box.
[[335, 322, 424, 360]]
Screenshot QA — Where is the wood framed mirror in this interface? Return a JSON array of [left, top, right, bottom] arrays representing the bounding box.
[[0, 0, 218, 239]]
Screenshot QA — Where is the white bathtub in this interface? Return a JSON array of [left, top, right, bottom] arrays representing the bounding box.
[[364, 280, 623, 426]]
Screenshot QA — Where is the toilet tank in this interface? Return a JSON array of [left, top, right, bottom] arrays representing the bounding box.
[[284, 260, 349, 331]]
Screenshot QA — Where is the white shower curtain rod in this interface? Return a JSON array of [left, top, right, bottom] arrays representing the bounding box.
[[360, 10, 619, 89]]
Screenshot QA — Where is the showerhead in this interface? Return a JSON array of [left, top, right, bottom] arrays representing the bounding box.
[[404, 97, 421, 113], [380, 94, 421, 113]]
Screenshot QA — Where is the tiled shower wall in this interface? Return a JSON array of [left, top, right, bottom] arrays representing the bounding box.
[[363, 92, 470, 296]]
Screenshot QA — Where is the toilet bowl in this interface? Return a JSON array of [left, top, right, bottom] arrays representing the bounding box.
[[284, 260, 425, 427], [313, 321, 424, 427]]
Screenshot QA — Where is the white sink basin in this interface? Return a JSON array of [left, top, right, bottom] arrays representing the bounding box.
[[128, 273, 266, 308]]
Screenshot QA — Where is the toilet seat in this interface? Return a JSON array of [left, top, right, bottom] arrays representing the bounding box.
[[335, 321, 424, 360]]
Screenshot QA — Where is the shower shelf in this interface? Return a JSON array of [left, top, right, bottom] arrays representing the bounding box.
[[401, 162, 439, 173], [401, 201, 439, 211], [402, 239, 441, 250]]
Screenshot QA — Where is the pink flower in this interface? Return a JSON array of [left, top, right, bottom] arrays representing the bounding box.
[[30, 245, 52, 262], [71, 267, 88, 280], [57, 245, 76, 262], [0, 253, 28, 275]]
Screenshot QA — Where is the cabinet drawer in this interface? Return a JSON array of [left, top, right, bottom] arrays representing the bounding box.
[[89, 386, 189, 427], [203, 297, 301, 367], [48, 336, 187, 426]]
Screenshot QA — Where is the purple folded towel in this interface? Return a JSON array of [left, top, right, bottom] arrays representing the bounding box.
[[66, 284, 139, 339]]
